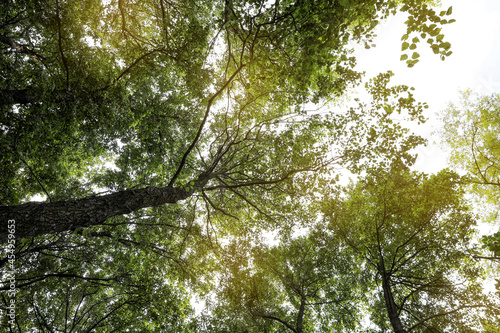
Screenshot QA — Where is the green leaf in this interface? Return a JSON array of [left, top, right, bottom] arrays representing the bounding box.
[[429, 28, 440, 37], [442, 42, 451, 50], [402, 42, 409, 51], [400, 54, 408, 61], [446, 6, 453, 15], [410, 43, 417, 50], [407, 60, 417, 68], [412, 52, 420, 59]]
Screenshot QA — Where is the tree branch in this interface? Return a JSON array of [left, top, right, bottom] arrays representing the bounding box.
[[407, 305, 485, 332], [55, 0, 69, 90], [0, 34, 46, 61], [17, 154, 53, 202], [168, 64, 245, 187], [251, 311, 297, 333]]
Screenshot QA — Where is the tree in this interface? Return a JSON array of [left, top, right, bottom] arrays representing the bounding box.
[[323, 166, 491, 332], [1, 0, 453, 242], [439, 91, 500, 310], [439, 90, 500, 205], [196, 166, 498, 332], [201, 234, 368, 332]]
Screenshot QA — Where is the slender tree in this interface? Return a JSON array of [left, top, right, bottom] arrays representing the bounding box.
[[324, 166, 491, 332]]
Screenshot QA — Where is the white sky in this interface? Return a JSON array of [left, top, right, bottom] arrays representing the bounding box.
[[354, 0, 500, 174]]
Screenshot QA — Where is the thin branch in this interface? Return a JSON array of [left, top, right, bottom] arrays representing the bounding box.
[[203, 165, 324, 191], [0, 273, 117, 290], [97, 49, 160, 91], [305, 299, 345, 306], [251, 311, 297, 333], [201, 191, 239, 220], [472, 255, 500, 261], [55, 0, 69, 90], [0, 34, 46, 62], [168, 64, 245, 187], [84, 301, 130, 333], [407, 305, 485, 332], [228, 187, 276, 223], [17, 154, 52, 202]]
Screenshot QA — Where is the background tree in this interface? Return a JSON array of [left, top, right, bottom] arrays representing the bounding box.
[[439, 91, 500, 315], [439, 91, 500, 205], [0, 203, 205, 331], [200, 234, 368, 333], [323, 166, 492, 332]]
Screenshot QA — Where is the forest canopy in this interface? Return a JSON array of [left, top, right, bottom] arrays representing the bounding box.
[[0, 0, 499, 332]]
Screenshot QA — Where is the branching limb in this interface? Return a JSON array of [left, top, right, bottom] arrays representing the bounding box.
[[168, 64, 245, 187], [250, 310, 297, 333], [0, 33, 46, 62], [17, 153, 53, 202]]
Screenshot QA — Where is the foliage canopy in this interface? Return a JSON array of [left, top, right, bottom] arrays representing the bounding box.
[[1, 0, 497, 332]]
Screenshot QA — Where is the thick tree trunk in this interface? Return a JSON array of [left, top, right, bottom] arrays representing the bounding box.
[[381, 269, 407, 333], [1, 89, 42, 105], [0, 185, 193, 243], [0, 89, 71, 106]]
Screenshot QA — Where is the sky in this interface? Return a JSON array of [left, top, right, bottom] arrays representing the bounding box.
[[354, 0, 500, 174]]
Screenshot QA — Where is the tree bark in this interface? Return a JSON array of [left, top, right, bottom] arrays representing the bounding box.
[[296, 297, 306, 333], [0, 185, 193, 243], [0, 89, 72, 106], [1, 89, 42, 105], [381, 269, 407, 333]]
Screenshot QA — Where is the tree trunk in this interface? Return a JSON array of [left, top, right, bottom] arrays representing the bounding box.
[[0, 185, 193, 243], [296, 297, 306, 333], [381, 269, 407, 333], [1, 89, 42, 105], [0, 89, 73, 106]]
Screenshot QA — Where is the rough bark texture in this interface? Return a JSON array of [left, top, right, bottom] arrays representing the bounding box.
[[0, 185, 192, 243], [0, 89, 42, 105], [381, 269, 408, 333], [0, 89, 75, 106]]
